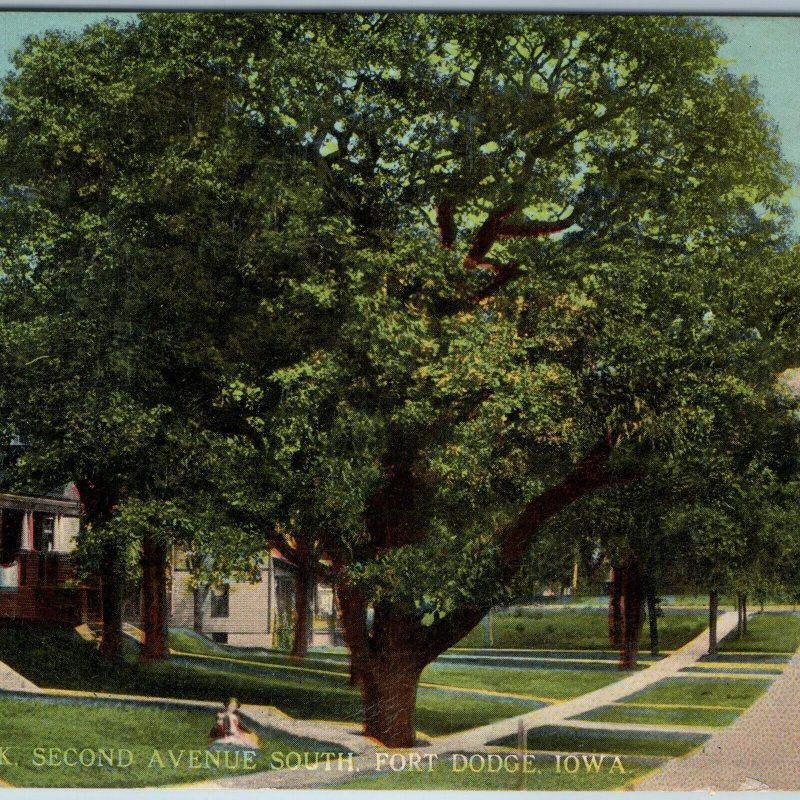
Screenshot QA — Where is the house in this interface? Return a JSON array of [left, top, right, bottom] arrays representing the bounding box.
[[0, 486, 101, 624], [0, 479, 338, 648], [169, 549, 340, 649]]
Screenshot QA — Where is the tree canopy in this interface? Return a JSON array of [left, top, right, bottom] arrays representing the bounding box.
[[0, 13, 798, 746]]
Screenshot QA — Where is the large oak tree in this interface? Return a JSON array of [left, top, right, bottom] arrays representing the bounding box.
[[219, 14, 797, 745], [0, 14, 798, 747]]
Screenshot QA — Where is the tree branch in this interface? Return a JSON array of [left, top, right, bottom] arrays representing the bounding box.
[[471, 263, 520, 303], [464, 206, 515, 271], [500, 437, 616, 568], [418, 437, 637, 659], [436, 200, 456, 249], [496, 211, 575, 239], [463, 206, 576, 302]]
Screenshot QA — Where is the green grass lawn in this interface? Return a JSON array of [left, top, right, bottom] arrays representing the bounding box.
[[420, 665, 622, 700], [617, 677, 771, 708], [168, 630, 350, 673], [167, 629, 229, 656], [457, 610, 707, 651], [719, 613, 800, 654], [171, 632, 631, 706], [336, 752, 654, 790], [0, 624, 542, 738], [416, 694, 541, 737], [490, 725, 709, 758], [0, 695, 345, 788], [574, 703, 741, 728]]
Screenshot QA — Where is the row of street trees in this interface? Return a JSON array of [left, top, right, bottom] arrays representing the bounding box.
[[0, 13, 799, 746]]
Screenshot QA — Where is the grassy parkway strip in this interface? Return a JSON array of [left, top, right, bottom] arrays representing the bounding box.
[[0, 610, 795, 789], [171, 648, 563, 705], [430, 610, 744, 753]]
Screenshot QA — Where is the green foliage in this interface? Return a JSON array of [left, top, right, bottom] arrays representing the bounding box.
[[275, 611, 296, 652]]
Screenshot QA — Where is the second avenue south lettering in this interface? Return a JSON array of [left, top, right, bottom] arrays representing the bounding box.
[[25, 748, 355, 772]]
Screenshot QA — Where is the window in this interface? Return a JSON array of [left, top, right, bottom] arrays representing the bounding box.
[[210, 585, 229, 618], [211, 632, 228, 644], [32, 513, 54, 552]]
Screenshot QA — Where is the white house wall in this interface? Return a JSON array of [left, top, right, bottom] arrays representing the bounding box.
[[54, 515, 80, 552], [170, 561, 296, 649]]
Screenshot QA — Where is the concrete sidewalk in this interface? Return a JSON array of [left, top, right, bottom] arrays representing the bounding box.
[[0, 660, 39, 693], [431, 610, 740, 752], [637, 650, 800, 791], [200, 612, 741, 789]]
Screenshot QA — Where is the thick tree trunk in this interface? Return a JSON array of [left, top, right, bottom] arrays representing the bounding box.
[[99, 546, 124, 661], [140, 532, 168, 662], [332, 438, 627, 748], [647, 592, 659, 656], [742, 594, 747, 634], [608, 567, 623, 649], [709, 590, 719, 655], [361, 655, 423, 747], [335, 575, 368, 688], [619, 558, 644, 671], [75, 479, 121, 662], [290, 564, 312, 659]]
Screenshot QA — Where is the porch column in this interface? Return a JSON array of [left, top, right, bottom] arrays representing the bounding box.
[[53, 515, 62, 551], [23, 512, 34, 550]]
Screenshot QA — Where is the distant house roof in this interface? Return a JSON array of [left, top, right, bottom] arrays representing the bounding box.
[[43, 484, 81, 502]]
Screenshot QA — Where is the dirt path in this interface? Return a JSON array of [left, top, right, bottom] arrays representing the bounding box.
[[637, 651, 800, 791]]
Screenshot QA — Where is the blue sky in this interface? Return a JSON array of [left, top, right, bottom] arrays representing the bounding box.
[[0, 13, 799, 222], [715, 16, 800, 220]]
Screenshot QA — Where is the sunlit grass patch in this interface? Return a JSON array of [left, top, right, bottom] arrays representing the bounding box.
[[0, 694, 346, 787], [457, 610, 706, 651], [718, 613, 800, 654], [617, 676, 771, 709], [572, 703, 741, 728], [415, 692, 543, 737], [420, 664, 622, 700], [681, 664, 782, 676], [489, 725, 709, 758]]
